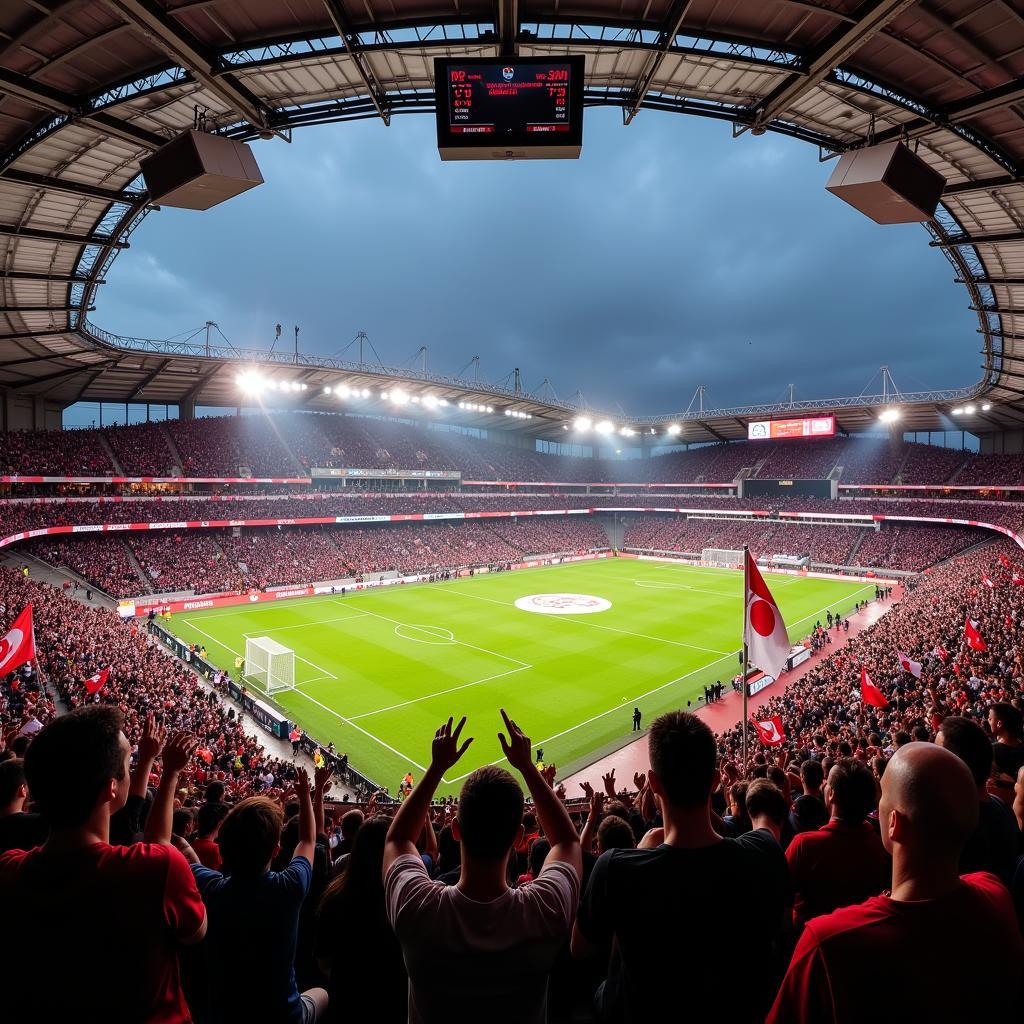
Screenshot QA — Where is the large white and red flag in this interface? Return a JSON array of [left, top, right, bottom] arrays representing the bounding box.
[[753, 715, 786, 747], [895, 651, 922, 679], [744, 551, 790, 680], [0, 604, 35, 677], [861, 665, 889, 709], [83, 666, 110, 696], [964, 617, 988, 652], [982, 575, 996, 590]]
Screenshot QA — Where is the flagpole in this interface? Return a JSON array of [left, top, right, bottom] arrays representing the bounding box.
[[741, 545, 749, 776]]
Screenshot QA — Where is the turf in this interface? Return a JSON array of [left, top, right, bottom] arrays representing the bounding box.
[[165, 558, 872, 794]]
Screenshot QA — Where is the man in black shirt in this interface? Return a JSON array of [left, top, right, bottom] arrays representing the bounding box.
[[572, 711, 791, 1023], [989, 703, 1024, 779], [0, 758, 47, 854]]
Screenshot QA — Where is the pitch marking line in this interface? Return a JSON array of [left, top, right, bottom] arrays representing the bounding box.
[[185, 601, 364, 623], [177, 618, 427, 771], [443, 585, 878, 783], [330, 601, 531, 670], [348, 665, 531, 721], [181, 618, 339, 681], [424, 586, 732, 657], [240, 612, 366, 636], [632, 579, 737, 598]]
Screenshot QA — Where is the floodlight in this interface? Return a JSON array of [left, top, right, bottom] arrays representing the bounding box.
[[574, 416, 593, 431], [965, 404, 976, 414], [392, 389, 410, 405], [982, 402, 992, 411], [878, 408, 900, 424], [667, 423, 682, 436], [595, 420, 615, 435]]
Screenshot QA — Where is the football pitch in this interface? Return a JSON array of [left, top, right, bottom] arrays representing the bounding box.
[[165, 558, 873, 793]]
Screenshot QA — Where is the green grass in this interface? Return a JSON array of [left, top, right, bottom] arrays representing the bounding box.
[[165, 558, 871, 794]]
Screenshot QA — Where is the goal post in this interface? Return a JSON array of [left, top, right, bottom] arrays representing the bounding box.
[[244, 636, 296, 695], [701, 547, 744, 569]]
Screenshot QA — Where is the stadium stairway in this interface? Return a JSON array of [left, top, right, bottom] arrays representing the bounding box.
[[96, 431, 124, 474], [2, 549, 115, 609], [159, 422, 185, 475], [891, 445, 913, 485], [845, 529, 867, 566], [122, 541, 154, 594]]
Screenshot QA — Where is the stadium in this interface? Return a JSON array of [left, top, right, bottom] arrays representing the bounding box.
[[3, 1, 1024, 1022]]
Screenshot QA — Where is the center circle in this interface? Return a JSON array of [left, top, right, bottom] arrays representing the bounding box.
[[514, 593, 612, 615]]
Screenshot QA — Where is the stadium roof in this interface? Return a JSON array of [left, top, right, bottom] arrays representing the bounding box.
[[4, 0, 1024, 443]]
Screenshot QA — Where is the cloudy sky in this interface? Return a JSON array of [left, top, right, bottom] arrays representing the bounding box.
[[96, 106, 976, 418]]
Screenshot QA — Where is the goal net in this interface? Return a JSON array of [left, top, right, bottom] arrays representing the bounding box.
[[244, 636, 296, 695], [701, 547, 744, 569]]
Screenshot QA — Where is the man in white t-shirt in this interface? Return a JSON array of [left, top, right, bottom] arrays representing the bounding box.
[[384, 710, 581, 1024]]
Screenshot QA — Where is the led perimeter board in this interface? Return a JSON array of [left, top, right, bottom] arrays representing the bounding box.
[[435, 56, 585, 161]]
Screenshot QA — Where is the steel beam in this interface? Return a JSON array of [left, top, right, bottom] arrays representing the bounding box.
[[1, 169, 147, 206], [497, 0, 519, 55], [752, 0, 916, 129], [78, 110, 166, 150], [624, 0, 696, 125], [0, 304, 92, 313], [932, 231, 1024, 247], [12, 360, 115, 391], [943, 176, 1020, 196], [956, 277, 1024, 285], [103, 0, 279, 134], [1, 270, 95, 284], [320, 0, 391, 124], [0, 224, 129, 248], [130, 358, 172, 399], [0, 67, 75, 113]]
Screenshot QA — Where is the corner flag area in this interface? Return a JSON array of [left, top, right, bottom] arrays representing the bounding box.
[[165, 558, 871, 793]]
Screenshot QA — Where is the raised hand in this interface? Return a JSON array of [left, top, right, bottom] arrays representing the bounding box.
[[602, 769, 617, 799], [633, 771, 647, 792], [161, 732, 198, 774], [555, 783, 567, 802], [430, 716, 473, 773], [314, 762, 333, 795], [294, 766, 311, 802], [580, 780, 594, 800], [138, 712, 167, 762], [540, 763, 557, 788], [590, 789, 605, 817], [498, 709, 532, 773]]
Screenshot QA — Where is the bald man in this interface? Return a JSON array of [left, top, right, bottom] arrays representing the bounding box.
[[768, 743, 1023, 1024]]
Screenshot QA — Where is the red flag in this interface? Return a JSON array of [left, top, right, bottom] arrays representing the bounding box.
[[895, 650, 922, 679], [83, 666, 109, 695], [861, 665, 889, 709], [0, 604, 35, 677], [1013, 574, 1024, 587], [753, 715, 786, 747], [744, 551, 790, 680], [934, 644, 948, 663], [964, 617, 987, 652], [999, 553, 1012, 569], [982, 575, 996, 589]]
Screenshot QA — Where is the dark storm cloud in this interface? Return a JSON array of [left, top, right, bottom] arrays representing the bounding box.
[[98, 107, 976, 416]]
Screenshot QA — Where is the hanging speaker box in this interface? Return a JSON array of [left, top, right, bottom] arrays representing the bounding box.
[[141, 130, 264, 211], [825, 141, 946, 224]]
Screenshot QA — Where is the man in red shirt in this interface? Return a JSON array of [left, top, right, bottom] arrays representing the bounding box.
[[0, 706, 207, 1022], [786, 757, 891, 931], [769, 742, 1024, 1023]]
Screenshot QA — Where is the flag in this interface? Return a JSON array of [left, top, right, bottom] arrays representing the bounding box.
[[0, 604, 35, 677], [982, 575, 996, 589], [83, 666, 109, 695], [753, 715, 786, 747], [861, 665, 889, 709], [1013, 574, 1024, 587], [965, 617, 987, 652], [1000, 553, 1012, 569], [896, 651, 922, 679], [744, 551, 790, 680], [934, 644, 948, 663]]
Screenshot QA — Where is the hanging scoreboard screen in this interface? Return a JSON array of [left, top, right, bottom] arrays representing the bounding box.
[[747, 416, 836, 441], [435, 56, 585, 161]]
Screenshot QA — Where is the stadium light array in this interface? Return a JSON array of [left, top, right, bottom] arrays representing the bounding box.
[[878, 408, 900, 424], [595, 420, 615, 435], [574, 416, 593, 431], [458, 401, 493, 413], [965, 404, 976, 414], [667, 423, 682, 436], [982, 402, 993, 411], [236, 371, 265, 394], [504, 409, 533, 420], [391, 388, 410, 405], [619, 426, 636, 437]]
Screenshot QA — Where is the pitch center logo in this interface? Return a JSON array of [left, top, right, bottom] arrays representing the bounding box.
[[514, 593, 612, 615]]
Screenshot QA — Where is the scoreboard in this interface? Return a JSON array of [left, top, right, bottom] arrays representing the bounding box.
[[435, 56, 585, 160], [747, 416, 836, 440]]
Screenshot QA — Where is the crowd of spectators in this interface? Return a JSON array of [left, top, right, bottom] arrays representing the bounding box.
[[5, 532, 1024, 1019], [34, 537, 144, 597], [6, 413, 1024, 487]]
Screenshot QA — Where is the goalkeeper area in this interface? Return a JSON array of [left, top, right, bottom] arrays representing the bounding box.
[[164, 558, 873, 794]]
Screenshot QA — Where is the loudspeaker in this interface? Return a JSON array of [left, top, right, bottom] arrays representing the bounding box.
[[140, 130, 263, 211], [825, 141, 945, 224]]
